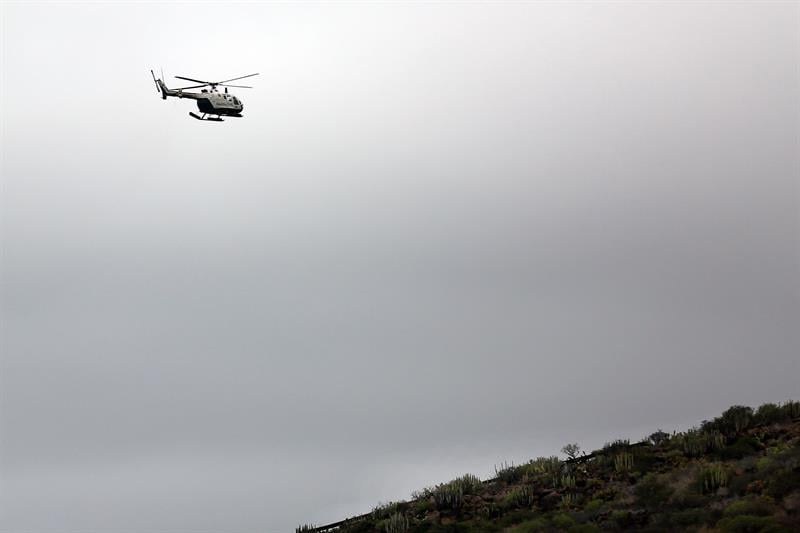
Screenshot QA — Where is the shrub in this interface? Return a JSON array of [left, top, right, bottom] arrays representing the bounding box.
[[704, 405, 754, 436], [674, 492, 710, 509], [372, 501, 402, 519], [634, 474, 674, 508], [610, 510, 634, 529], [602, 439, 630, 454], [652, 508, 711, 528], [648, 430, 670, 446], [716, 514, 785, 533], [551, 513, 576, 529], [497, 510, 540, 529], [568, 525, 601, 533], [340, 521, 374, 533], [584, 499, 603, 512], [720, 436, 761, 460], [415, 498, 433, 514], [756, 403, 784, 425], [723, 497, 775, 518], [783, 490, 800, 513], [507, 518, 548, 533], [767, 468, 800, 500]]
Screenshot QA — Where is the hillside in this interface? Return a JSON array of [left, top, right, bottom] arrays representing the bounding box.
[[298, 401, 800, 532]]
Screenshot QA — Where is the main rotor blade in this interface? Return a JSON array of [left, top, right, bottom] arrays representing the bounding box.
[[218, 84, 253, 89], [219, 73, 259, 84], [175, 75, 211, 85], [173, 84, 207, 90]]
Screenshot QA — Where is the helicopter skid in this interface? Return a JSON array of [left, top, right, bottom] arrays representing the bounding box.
[[189, 112, 224, 122]]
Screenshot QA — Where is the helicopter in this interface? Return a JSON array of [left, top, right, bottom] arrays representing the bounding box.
[[150, 70, 259, 122]]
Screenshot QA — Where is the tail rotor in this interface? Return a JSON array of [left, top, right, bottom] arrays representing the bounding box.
[[150, 68, 168, 99]]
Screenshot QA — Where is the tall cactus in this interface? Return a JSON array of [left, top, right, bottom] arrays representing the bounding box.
[[701, 463, 729, 494], [560, 493, 578, 509], [614, 452, 634, 473], [385, 512, 409, 533], [560, 473, 576, 489], [506, 485, 535, 508], [783, 400, 800, 419], [677, 429, 725, 456], [530, 456, 562, 476]]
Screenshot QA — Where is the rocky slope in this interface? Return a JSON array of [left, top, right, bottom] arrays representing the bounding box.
[[299, 401, 800, 532]]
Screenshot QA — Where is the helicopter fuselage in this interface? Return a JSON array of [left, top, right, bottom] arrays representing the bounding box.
[[196, 90, 243, 116]]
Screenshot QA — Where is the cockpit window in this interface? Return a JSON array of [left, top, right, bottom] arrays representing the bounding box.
[[233, 97, 240, 105]]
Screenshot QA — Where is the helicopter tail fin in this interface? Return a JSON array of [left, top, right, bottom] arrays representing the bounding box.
[[150, 69, 169, 99]]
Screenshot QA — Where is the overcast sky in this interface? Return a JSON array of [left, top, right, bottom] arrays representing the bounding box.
[[1, 2, 799, 532]]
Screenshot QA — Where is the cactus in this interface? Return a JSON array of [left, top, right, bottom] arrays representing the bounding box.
[[676, 430, 702, 456], [782, 400, 800, 419], [495, 461, 523, 483], [372, 501, 401, 519], [453, 473, 482, 494], [676, 429, 725, 456], [731, 408, 752, 433], [412, 473, 480, 510], [603, 439, 630, 453], [432, 481, 464, 509], [505, 485, 535, 508], [700, 463, 729, 493], [709, 431, 726, 451], [530, 456, 562, 476], [296, 525, 315, 533], [385, 512, 409, 533], [560, 473, 576, 489], [704, 405, 754, 435], [614, 452, 634, 473], [560, 493, 578, 509]]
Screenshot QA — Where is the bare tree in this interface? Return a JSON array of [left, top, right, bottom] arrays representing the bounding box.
[[561, 443, 581, 460]]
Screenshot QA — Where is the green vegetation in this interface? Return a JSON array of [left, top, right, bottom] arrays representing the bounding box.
[[633, 474, 673, 508], [559, 473, 576, 489], [494, 461, 524, 484], [384, 512, 409, 533], [613, 452, 633, 473], [411, 473, 483, 511], [504, 485, 535, 508], [299, 400, 800, 532], [700, 463, 730, 493], [372, 501, 403, 520]]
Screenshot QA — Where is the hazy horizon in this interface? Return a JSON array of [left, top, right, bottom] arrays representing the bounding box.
[[1, 2, 798, 531]]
